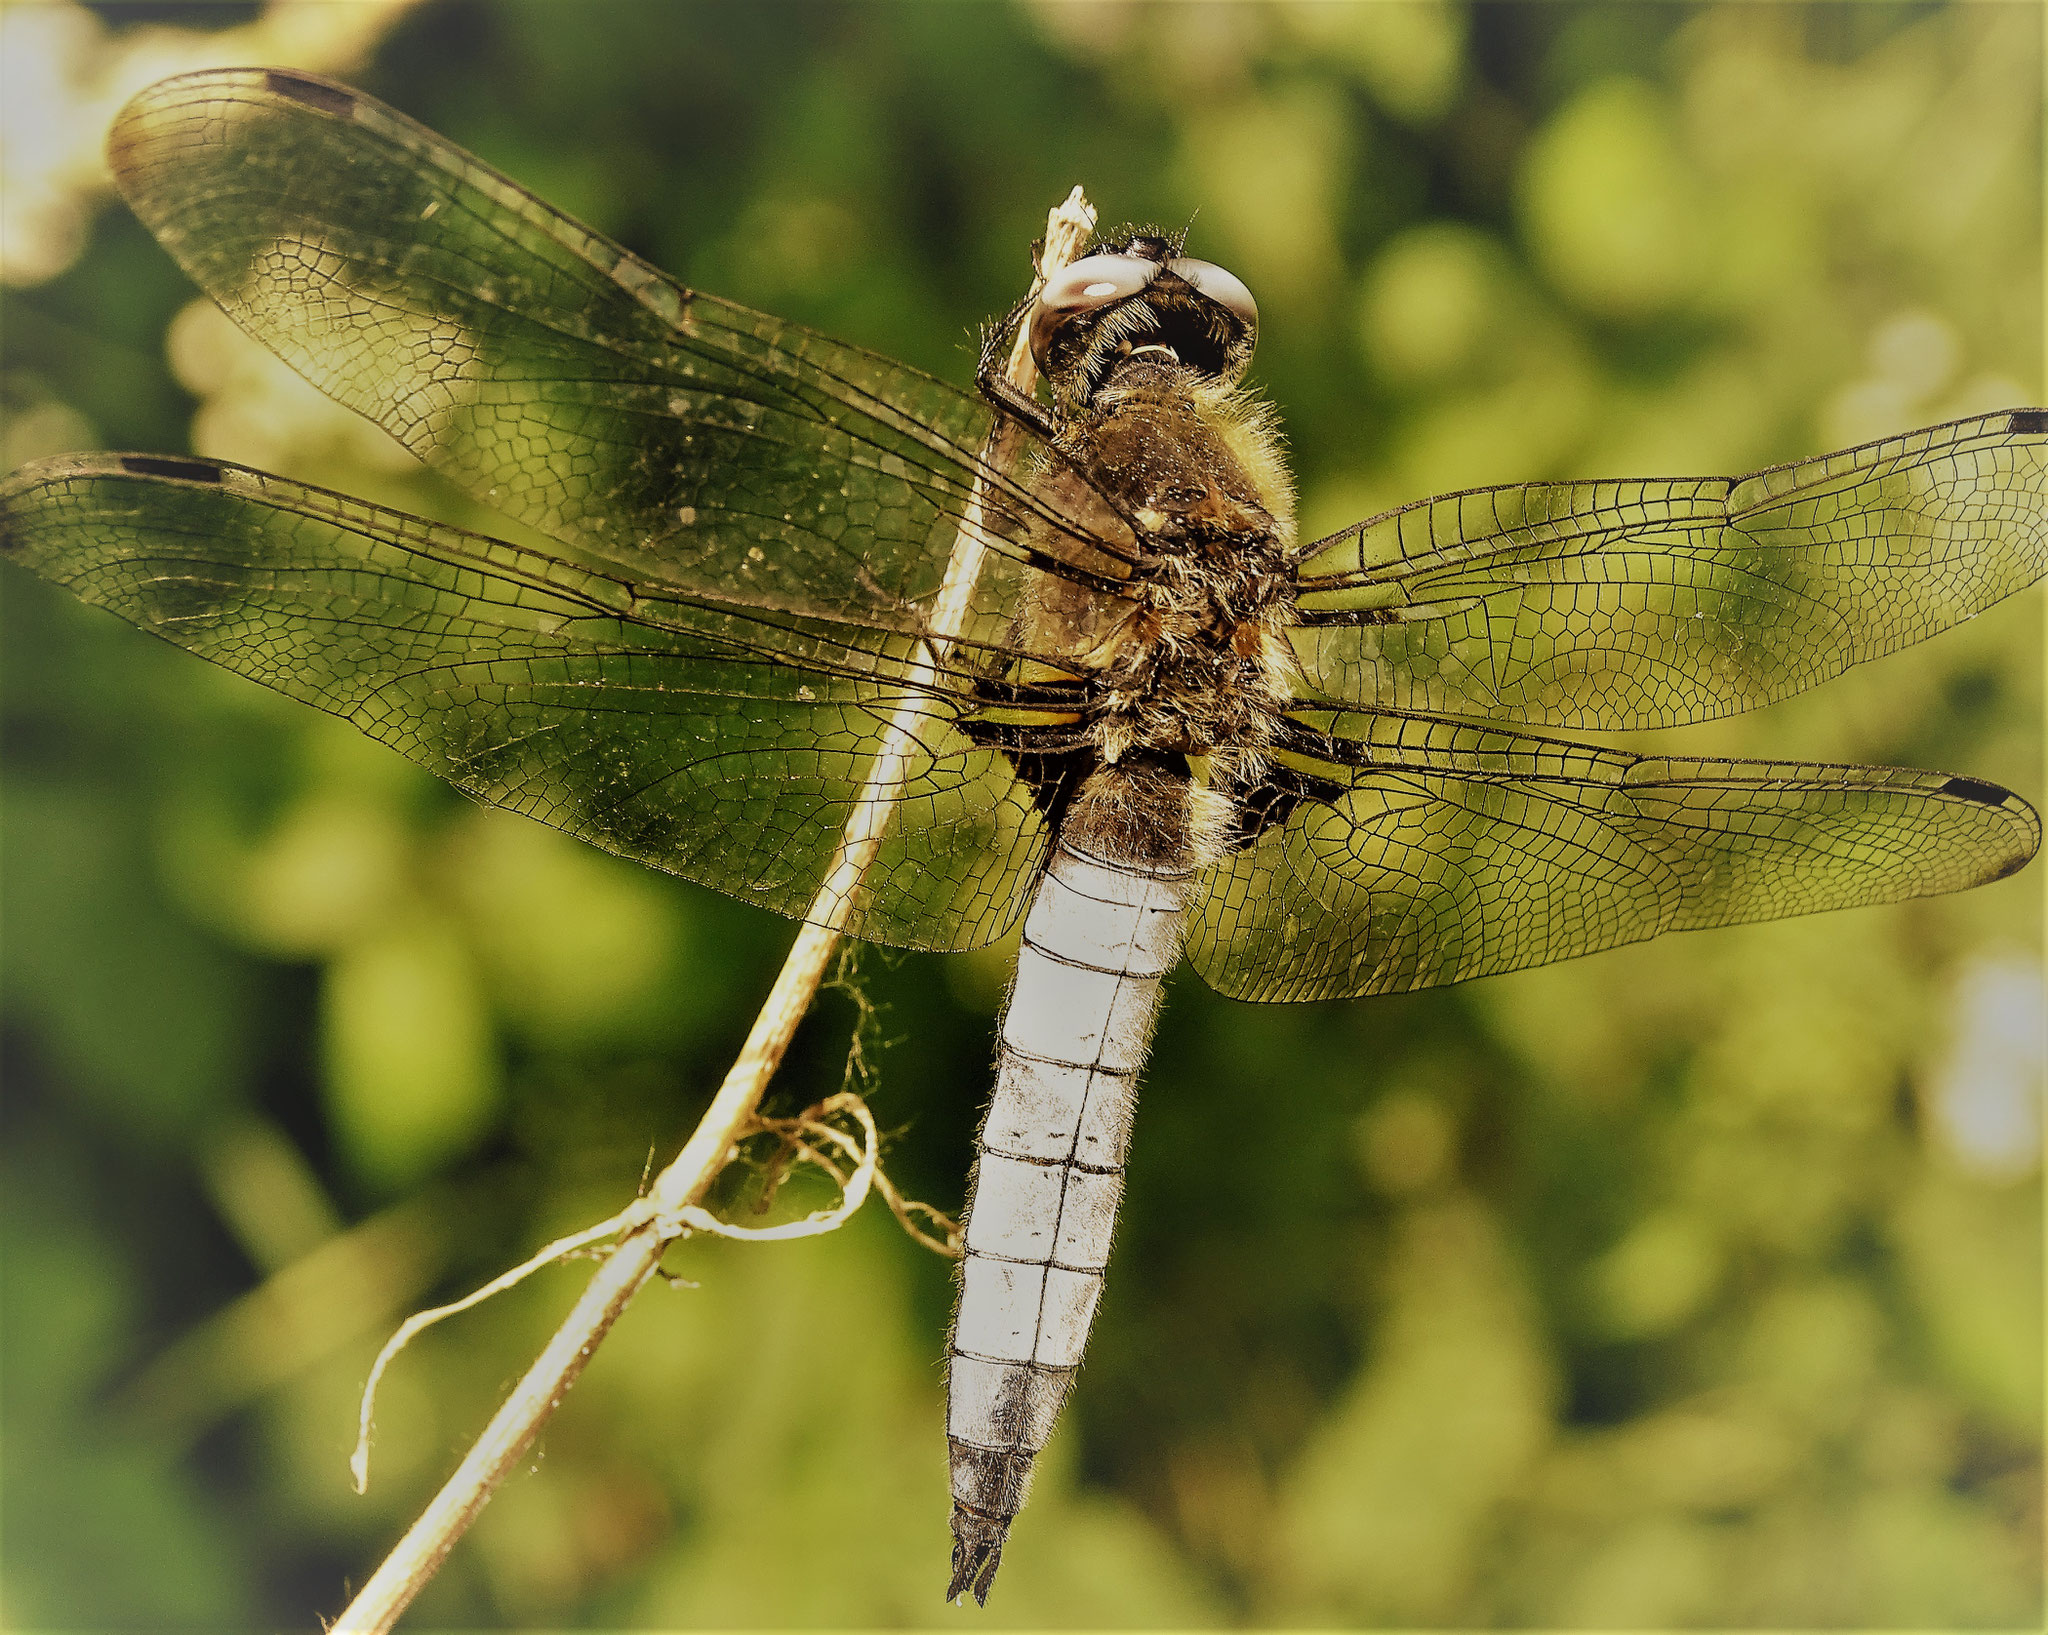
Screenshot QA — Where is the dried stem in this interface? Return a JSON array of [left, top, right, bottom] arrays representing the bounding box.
[[329, 185, 1097, 1635]]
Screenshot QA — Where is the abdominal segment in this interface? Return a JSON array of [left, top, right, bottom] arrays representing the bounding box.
[[945, 833, 1189, 1603]]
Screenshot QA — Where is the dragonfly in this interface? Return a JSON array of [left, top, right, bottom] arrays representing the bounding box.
[[3, 69, 2044, 1607]]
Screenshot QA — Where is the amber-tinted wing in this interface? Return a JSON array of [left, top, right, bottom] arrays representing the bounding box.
[[104, 68, 1125, 638], [1187, 709, 2040, 1002], [1294, 412, 2048, 729], [0, 454, 1059, 951]]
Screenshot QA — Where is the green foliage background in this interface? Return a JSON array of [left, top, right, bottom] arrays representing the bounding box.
[[2, 1, 2041, 1627]]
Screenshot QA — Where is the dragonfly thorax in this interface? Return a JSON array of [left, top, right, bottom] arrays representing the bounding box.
[[1010, 347, 1302, 863]]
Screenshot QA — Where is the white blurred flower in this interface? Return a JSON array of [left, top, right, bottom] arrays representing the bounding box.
[[1821, 308, 1968, 447], [1927, 953, 2046, 1182], [1, 0, 424, 286]]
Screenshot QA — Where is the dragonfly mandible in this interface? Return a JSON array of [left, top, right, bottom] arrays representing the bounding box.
[[2, 69, 2043, 1606]]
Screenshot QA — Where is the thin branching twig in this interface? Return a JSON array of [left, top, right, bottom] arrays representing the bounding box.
[[328, 185, 1096, 1635]]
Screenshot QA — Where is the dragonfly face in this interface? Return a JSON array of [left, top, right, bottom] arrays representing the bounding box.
[[1, 66, 2043, 1609], [1026, 233, 1260, 408]]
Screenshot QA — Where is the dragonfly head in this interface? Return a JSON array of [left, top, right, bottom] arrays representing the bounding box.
[[1028, 230, 1258, 410]]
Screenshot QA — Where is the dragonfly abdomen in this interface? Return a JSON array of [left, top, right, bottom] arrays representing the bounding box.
[[945, 783, 1190, 1604]]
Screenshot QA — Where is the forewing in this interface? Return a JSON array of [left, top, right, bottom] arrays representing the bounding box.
[[1, 455, 1055, 951], [1295, 411, 2048, 729], [105, 67, 1117, 645], [1188, 709, 2040, 1002]]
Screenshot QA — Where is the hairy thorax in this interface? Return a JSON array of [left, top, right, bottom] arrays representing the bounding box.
[[1018, 357, 1301, 804]]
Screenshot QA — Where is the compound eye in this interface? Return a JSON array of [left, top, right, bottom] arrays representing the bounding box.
[[1029, 252, 1160, 368], [1167, 257, 1258, 330], [1038, 252, 1161, 314]]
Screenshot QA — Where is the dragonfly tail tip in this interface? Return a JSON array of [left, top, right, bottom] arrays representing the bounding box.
[[946, 1509, 1009, 1605]]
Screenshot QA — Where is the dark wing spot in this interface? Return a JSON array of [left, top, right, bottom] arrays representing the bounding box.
[[1986, 853, 2031, 882], [1939, 775, 2010, 807], [957, 678, 1095, 823], [2005, 408, 2048, 435], [264, 71, 357, 119], [1293, 605, 1404, 628], [1224, 761, 1351, 849], [1008, 749, 1092, 824], [960, 727, 1092, 823], [120, 454, 226, 483]]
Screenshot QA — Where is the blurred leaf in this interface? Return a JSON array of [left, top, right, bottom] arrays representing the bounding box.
[[1276, 1197, 1555, 1621], [1520, 75, 1712, 318], [321, 912, 500, 1190], [1894, 1171, 2045, 1435]]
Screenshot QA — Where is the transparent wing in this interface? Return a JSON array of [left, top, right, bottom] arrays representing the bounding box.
[[0, 454, 1062, 951], [1294, 411, 2048, 729], [106, 67, 1128, 643], [1188, 708, 2040, 1002]]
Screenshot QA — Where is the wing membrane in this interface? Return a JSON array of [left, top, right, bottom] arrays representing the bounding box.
[[1188, 709, 2040, 1002], [105, 68, 1124, 644], [0, 455, 1058, 950], [1294, 411, 2048, 729], [32, 69, 2043, 987]]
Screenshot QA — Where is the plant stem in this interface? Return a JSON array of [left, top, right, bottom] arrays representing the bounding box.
[[330, 184, 1097, 1635]]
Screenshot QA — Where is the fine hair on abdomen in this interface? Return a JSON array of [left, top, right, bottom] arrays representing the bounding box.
[[944, 764, 1194, 1601]]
